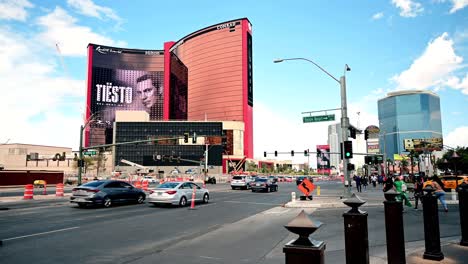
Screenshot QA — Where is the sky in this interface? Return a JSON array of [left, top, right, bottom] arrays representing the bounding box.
[[1, 0, 468, 165]]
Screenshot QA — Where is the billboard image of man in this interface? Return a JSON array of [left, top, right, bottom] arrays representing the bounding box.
[[136, 73, 163, 117]]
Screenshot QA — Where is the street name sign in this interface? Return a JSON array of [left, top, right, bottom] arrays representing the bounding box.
[[84, 151, 97, 156], [303, 114, 335, 123]]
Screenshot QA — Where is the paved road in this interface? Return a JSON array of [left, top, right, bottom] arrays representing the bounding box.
[[0, 181, 464, 264]]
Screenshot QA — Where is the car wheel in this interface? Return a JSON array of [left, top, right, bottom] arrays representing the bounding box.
[[179, 196, 187, 207], [203, 193, 209, 203], [137, 194, 145, 204], [252, 189, 255, 192], [103, 197, 112, 208], [77, 203, 86, 208], [231, 187, 235, 190]]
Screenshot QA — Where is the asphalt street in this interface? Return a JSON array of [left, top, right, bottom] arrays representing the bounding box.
[[0, 181, 464, 264]]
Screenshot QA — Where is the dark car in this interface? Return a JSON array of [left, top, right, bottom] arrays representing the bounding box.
[[250, 178, 278, 192], [70, 180, 146, 208], [296, 176, 313, 185], [268, 175, 278, 183], [205, 176, 217, 184]]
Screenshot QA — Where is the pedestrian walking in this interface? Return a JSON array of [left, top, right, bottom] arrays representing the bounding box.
[[413, 176, 424, 210], [383, 176, 394, 192], [430, 176, 448, 212], [362, 176, 368, 191], [355, 175, 362, 193], [394, 176, 412, 208], [371, 175, 377, 188]]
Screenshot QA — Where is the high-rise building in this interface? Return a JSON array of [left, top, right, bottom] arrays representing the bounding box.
[[377, 90, 443, 161]]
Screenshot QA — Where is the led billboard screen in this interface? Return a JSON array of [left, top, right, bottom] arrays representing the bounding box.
[[316, 145, 331, 175], [86, 44, 165, 146]]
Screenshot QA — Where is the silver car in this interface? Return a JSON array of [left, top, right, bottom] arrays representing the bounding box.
[[230, 175, 253, 190], [148, 181, 209, 206]]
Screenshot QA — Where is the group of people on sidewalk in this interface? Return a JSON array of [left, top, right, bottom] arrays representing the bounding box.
[[353, 173, 449, 212], [384, 174, 448, 212]]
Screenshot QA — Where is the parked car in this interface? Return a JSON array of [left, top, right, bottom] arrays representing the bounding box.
[[285, 176, 293, 183], [250, 178, 278, 192], [296, 176, 313, 185], [70, 180, 146, 208], [142, 176, 157, 184], [231, 175, 254, 190], [147, 181, 209, 206], [268, 175, 278, 183]]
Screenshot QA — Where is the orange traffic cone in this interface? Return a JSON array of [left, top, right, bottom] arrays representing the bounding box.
[[23, 184, 33, 200]]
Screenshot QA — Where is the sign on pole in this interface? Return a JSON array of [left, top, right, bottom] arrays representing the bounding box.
[[303, 114, 335, 123], [83, 151, 97, 156]]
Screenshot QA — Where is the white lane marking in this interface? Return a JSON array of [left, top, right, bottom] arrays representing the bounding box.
[[2, 226, 79, 241], [199, 256, 222, 260], [223, 201, 280, 206]]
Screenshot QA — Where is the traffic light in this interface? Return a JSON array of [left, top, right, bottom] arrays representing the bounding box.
[[184, 133, 189, 143], [304, 150, 308, 156], [349, 126, 356, 139], [365, 156, 372, 165], [291, 150, 294, 156], [316, 148, 322, 157], [274, 151, 278, 157], [263, 151, 267, 157], [344, 140, 353, 159], [364, 130, 369, 140], [192, 132, 197, 143]]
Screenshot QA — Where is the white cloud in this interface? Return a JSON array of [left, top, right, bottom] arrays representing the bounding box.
[[391, 0, 424, 17], [444, 74, 468, 94], [67, 0, 122, 23], [450, 0, 468, 13], [0, 27, 84, 148], [0, 0, 33, 21], [392, 32, 464, 91], [372, 12, 384, 20], [36, 7, 126, 57], [444, 126, 468, 148]]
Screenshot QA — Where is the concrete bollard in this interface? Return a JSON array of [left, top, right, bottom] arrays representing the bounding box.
[[343, 194, 369, 264], [384, 189, 406, 264], [317, 186, 321, 196], [422, 186, 444, 260], [283, 210, 325, 264], [291, 192, 296, 202], [457, 182, 468, 246]]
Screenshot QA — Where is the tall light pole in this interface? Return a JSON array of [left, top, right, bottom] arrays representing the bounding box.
[[274, 58, 352, 197], [77, 112, 102, 185]]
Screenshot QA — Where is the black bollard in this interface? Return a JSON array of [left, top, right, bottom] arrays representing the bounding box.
[[457, 182, 468, 246], [421, 186, 444, 260], [283, 210, 325, 264], [383, 189, 406, 264], [343, 193, 369, 264]]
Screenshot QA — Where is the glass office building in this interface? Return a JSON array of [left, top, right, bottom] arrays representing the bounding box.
[[378, 90, 443, 160]]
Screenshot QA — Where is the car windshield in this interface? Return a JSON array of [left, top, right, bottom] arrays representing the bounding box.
[[233, 176, 244, 180], [158, 182, 180, 188], [255, 178, 267, 182], [82, 181, 103, 187]]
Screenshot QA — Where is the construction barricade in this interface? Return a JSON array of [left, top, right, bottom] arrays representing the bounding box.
[[56, 183, 64, 197], [23, 184, 33, 200]]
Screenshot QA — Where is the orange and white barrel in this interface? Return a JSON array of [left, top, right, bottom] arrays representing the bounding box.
[[56, 183, 64, 197], [23, 184, 34, 200], [142, 180, 149, 191]]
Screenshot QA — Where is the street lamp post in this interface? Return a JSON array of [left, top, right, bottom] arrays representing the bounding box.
[[77, 112, 102, 186], [274, 58, 351, 197]]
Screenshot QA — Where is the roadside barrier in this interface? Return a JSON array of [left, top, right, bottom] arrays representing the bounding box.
[[56, 183, 64, 197], [135, 181, 142, 189], [142, 180, 148, 191], [42, 181, 47, 195], [189, 186, 196, 210], [23, 184, 33, 200]]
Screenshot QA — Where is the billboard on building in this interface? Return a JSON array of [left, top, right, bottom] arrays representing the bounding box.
[[86, 44, 165, 146], [367, 138, 380, 154], [403, 138, 443, 152], [316, 145, 331, 175]]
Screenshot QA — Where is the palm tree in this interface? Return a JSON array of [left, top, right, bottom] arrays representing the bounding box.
[[401, 159, 409, 176]]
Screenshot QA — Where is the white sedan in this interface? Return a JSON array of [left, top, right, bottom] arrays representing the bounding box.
[[148, 181, 209, 206]]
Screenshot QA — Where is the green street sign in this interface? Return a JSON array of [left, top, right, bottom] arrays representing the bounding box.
[[84, 151, 97, 156], [303, 114, 335, 123]]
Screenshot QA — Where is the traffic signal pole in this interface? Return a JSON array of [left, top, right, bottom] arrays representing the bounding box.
[[340, 75, 351, 198]]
